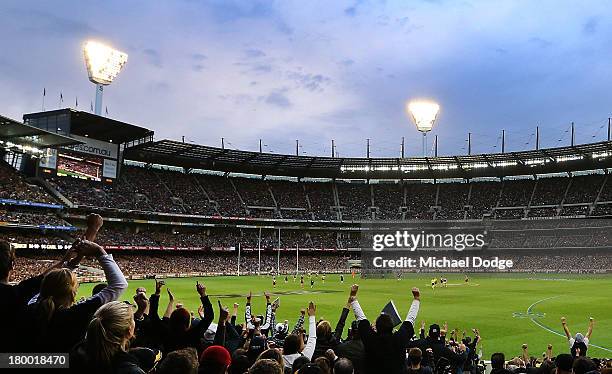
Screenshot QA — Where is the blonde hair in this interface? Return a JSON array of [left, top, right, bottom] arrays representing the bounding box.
[[37, 268, 78, 325], [316, 320, 332, 338], [86, 301, 135, 368]]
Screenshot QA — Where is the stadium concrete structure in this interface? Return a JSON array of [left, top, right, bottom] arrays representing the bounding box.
[[1, 109, 612, 276]]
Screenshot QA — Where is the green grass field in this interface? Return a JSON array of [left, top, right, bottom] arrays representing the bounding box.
[[78, 273, 612, 357]]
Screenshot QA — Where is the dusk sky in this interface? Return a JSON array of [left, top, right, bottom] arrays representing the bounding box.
[[1, 0, 612, 157]]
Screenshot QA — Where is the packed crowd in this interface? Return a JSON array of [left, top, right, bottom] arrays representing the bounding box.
[[0, 209, 69, 226], [2, 216, 609, 374], [45, 165, 612, 221], [0, 161, 57, 204]]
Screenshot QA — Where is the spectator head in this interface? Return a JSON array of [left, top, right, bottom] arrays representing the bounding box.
[[37, 268, 78, 322], [316, 320, 332, 339], [283, 334, 304, 355], [92, 283, 107, 297], [129, 347, 162, 373], [428, 324, 441, 340], [85, 301, 135, 368], [555, 354, 574, 374], [248, 358, 283, 374], [275, 323, 288, 337], [170, 307, 192, 331], [247, 336, 267, 363], [348, 320, 359, 340], [408, 348, 423, 367], [292, 356, 311, 374], [299, 363, 322, 374], [157, 347, 199, 374], [200, 345, 231, 374], [491, 353, 506, 370], [573, 357, 597, 374], [375, 314, 393, 335], [0, 240, 15, 281], [314, 357, 331, 374], [257, 348, 282, 366], [229, 354, 250, 374], [334, 358, 354, 374]]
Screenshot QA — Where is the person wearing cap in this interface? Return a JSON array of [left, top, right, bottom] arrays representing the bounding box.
[[349, 284, 421, 374], [412, 322, 467, 371], [561, 316, 595, 357], [199, 345, 232, 374]]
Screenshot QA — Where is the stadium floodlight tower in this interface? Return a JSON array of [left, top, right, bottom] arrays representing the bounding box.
[[407, 100, 440, 157], [83, 40, 128, 116]]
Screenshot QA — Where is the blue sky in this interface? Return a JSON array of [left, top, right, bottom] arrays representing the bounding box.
[[1, 0, 612, 157]]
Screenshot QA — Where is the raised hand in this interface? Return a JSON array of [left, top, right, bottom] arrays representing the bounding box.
[[350, 284, 359, 297], [155, 279, 165, 295], [247, 291, 252, 302], [198, 305, 205, 319], [86, 213, 104, 232], [167, 288, 174, 302], [561, 317, 567, 324], [74, 239, 106, 257], [218, 300, 230, 321], [264, 291, 271, 302], [300, 308, 306, 316], [412, 287, 420, 300], [307, 301, 316, 317], [196, 281, 206, 296]]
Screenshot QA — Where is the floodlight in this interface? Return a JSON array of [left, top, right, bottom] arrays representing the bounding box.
[[407, 100, 440, 133], [406, 100, 440, 157], [83, 40, 128, 115]]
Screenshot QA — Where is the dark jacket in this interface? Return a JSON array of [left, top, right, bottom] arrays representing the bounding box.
[[150, 293, 214, 355], [411, 337, 468, 370], [336, 339, 365, 374], [26, 295, 104, 353], [313, 307, 350, 359], [358, 319, 415, 374], [0, 275, 42, 352], [70, 342, 145, 374]]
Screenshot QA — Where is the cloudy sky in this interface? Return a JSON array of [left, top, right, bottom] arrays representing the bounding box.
[[1, 0, 612, 157]]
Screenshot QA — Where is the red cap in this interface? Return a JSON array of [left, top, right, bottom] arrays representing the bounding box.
[[200, 345, 231, 367]]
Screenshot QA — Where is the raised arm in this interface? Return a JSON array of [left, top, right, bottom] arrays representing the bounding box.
[[586, 317, 594, 339], [213, 301, 230, 347], [77, 240, 127, 304], [395, 287, 420, 344], [291, 309, 306, 335], [260, 291, 273, 332], [561, 317, 571, 339], [163, 288, 175, 319], [348, 284, 366, 321], [302, 301, 318, 360], [149, 279, 165, 321], [245, 291, 254, 329]]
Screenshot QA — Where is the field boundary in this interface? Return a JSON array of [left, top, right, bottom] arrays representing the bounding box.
[[526, 296, 612, 353]]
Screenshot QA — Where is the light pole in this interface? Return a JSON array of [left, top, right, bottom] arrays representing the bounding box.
[[407, 100, 440, 157], [83, 41, 128, 115]]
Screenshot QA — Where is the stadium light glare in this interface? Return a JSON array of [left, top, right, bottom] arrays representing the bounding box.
[[407, 100, 440, 133], [407, 99, 440, 157], [83, 40, 128, 115], [83, 41, 128, 85]]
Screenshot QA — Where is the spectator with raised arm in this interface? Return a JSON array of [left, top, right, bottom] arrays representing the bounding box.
[[282, 301, 317, 370], [26, 237, 128, 353], [561, 316, 595, 357], [150, 280, 214, 355], [350, 284, 420, 374]]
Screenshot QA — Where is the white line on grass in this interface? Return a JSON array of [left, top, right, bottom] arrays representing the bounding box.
[[526, 296, 612, 353]]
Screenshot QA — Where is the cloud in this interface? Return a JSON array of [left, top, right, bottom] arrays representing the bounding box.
[[143, 48, 162, 67], [244, 49, 266, 58], [264, 89, 292, 108], [583, 16, 599, 34], [191, 53, 208, 61]]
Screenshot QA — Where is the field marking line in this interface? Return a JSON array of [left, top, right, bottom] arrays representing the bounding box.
[[526, 296, 612, 353]]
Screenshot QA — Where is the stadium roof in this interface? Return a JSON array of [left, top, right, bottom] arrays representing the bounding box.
[[124, 139, 612, 179], [23, 109, 154, 145], [0, 114, 81, 148]]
